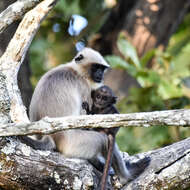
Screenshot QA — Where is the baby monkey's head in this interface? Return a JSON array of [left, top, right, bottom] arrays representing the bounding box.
[[91, 85, 117, 109]]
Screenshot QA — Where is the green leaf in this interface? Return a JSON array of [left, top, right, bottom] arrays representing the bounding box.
[[158, 79, 182, 99], [135, 70, 161, 88], [105, 55, 128, 69], [105, 55, 137, 76], [117, 34, 141, 68], [140, 49, 156, 67]]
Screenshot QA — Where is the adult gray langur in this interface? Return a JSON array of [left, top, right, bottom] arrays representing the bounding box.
[[20, 47, 149, 186]]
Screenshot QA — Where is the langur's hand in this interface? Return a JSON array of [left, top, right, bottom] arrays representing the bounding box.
[[82, 101, 90, 113]]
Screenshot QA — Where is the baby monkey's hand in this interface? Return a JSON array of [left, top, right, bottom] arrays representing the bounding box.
[[82, 101, 90, 114]]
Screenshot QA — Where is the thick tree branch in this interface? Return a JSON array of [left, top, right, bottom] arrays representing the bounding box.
[[0, 0, 57, 123], [0, 136, 190, 189], [0, 0, 43, 34], [0, 109, 189, 136], [125, 137, 190, 190], [0, 137, 98, 190]]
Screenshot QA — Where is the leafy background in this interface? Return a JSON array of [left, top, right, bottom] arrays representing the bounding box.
[[30, 0, 190, 155]]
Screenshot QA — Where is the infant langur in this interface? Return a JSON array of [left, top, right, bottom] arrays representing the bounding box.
[[82, 85, 150, 189], [82, 85, 119, 190]]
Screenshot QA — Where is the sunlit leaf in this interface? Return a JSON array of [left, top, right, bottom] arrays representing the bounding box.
[[140, 49, 156, 67], [105, 55, 137, 76], [168, 13, 190, 56], [136, 70, 161, 87], [168, 35, 190, 56], [170, 43, 190, 77], [117, 33, 141, 68], [158, 80, 183, 99]]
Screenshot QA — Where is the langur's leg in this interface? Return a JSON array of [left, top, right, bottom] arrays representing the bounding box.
[[111, 144, 133, 185], [112, 143, 151, 185], [53, 130, 108, 169], [18, 135, 56, 151]]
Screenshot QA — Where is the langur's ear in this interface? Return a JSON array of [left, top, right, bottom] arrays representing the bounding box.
[[75, 54, 84, 63], [91, 90, 95, 99]]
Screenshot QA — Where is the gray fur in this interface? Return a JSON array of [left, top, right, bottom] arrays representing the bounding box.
[[29, 65, 91, 120]]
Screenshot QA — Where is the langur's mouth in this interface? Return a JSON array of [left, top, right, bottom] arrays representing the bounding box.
[[94, 77, 102, 83], [94, 102, 107, 108]]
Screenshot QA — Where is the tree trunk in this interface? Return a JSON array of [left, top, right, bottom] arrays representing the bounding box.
[[123, 0, 190, 56], [91, 0, 190, 97], [95, 0, 190, 56], [0, 0, 33, 111]]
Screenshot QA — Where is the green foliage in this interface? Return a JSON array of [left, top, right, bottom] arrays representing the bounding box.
[[167, 14, 190, 57], [106, 33, 184, 100], [106, 25, 190, 153], [117, 127, 141, 154], [117, 34, 141, 68]]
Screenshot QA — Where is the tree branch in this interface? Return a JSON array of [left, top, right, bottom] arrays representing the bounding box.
[[0, 137, 98, 190], [0, 0, 43, 34], [0, 0, 57, 123], [125, 137, 190, 190], [0, 136, 190, 189], [0, 109, 189, 136]]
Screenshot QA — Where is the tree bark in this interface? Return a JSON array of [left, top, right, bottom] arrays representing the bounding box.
[[0, 0, 57, 123], [125, 137, 190, 190], [0, 0, 33, 111], [123, 0, 190, 56], [0, 137, 98, 190], [0, 0, 43, 34], [0, 109, 190, 137], [0, 136, 190, 189], [95, 0, 190, 56]]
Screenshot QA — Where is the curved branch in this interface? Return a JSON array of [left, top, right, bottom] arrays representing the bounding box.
[[0, 0, 43, 34], [0, 0, 57, 65], [0, 0, 57, 123], [0, 109, 190, 136]]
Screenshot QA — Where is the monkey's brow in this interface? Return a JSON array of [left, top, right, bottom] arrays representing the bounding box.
[[75, 54, 84, 62], [91, 63, 107, 67]]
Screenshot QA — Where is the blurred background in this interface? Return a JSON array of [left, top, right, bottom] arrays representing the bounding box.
[[1, 0, 190, 155]]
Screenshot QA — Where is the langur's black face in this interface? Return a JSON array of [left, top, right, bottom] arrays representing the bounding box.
[[90, 64, 108, 83], [92, 86, 117, 108]]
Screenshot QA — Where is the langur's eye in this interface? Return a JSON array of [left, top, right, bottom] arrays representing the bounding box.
[[103, 96, 107, 101], [96, 94, 101, 99], [75, 54, 84, 62]]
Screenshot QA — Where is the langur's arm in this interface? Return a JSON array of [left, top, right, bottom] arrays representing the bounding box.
[[100, 106, 119, 115]]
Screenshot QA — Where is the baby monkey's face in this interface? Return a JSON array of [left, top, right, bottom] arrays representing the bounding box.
[[92, 86, 117, 108]]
